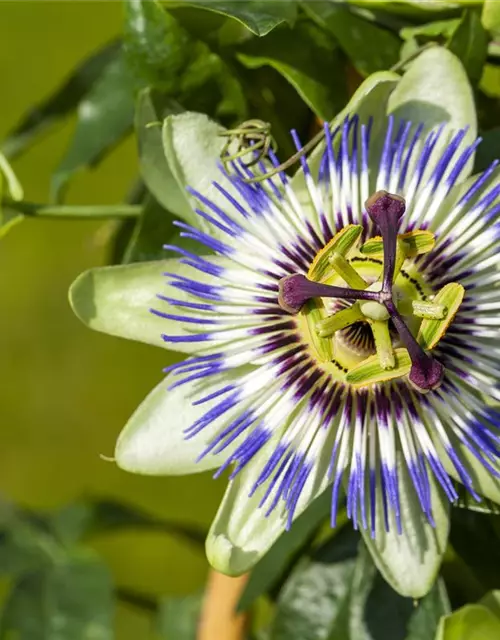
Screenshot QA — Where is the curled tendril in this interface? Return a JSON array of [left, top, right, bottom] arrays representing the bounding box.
[[217, 44, 437, 185], [219, 118, 327, 184], [219, 119, 278, 173]]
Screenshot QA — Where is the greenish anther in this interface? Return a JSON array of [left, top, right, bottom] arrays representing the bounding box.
[[412, 300, 447, 320]]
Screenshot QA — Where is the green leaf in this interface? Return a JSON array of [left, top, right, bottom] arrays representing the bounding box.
[[348, 1, 462, 19], [135, 88, 190, 218], [450, 509, 500, 593], [435, 604, 500, 640], [0, 40, 121, 160], [448, 9, 489, 83], [165, 1, 298, 36], [238, 490, 331, 611], [407, 579, 451, 640], [0, 553, 114, 640], [290, 70, 400, 196], [400, 19, 460, 41], [0, 509, 57, 576], [115, 368, 252, 476], [482, 0, 500, 38], [157, 594, 202, 640], [52, 54, 135, 201], [473, 127, 500, 173], [125, 0, 246, 121], [124, 0, 194, 91], [304, 3, 401, 77], [122, 196, 176, 263], [236, 21, 347, 121], [270, 526, 361, 640], [69, 257, 228, 354], [270, 527, 449, 640], [361, 455, 450, 598], [49, 499, 206, 547], [387, 46, 477, 178]]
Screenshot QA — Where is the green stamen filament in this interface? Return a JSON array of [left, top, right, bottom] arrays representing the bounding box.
[[370, 320, 395, 370], [328, 253, 368, 290], [316, 304, 364, 338]]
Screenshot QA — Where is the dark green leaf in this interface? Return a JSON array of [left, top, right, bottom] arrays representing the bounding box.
[[0, 553, 114, 640], [166, 1, 298, 36], [304, 3, 401, 77], [270, 526, 361, 640], [236, 21, 347, 121], [1, 40, 121, 160], [450, 509, 500, 594], [475, 127, 500, 174], [238, 490, 330, 612], [0, 514, 55, 576], [448, 9, 489, 82], [157, 594, 202, 639], [123, 195, 176, 263], [52, 54, 135, 201], [124, 0, 196, 91], [400, 19, 460, 42], [50, 499, 207, 547], [270, 527, 449, 640], [124, 0, 246, 122], [135, 88, 190, 218]]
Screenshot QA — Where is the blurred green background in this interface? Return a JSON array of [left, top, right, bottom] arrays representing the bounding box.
[[0, 2, 224, 636]]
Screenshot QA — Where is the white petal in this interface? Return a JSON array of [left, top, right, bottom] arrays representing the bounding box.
[[206, 435, 333, 576], [115, 369, 251, 475], [361, 454, 450, 598]]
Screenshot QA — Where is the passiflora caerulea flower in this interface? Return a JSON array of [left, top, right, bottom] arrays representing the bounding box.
[[70, 50, 500, 597]]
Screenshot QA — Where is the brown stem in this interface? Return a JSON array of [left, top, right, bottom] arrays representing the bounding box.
[[197, 570, 249, 640]]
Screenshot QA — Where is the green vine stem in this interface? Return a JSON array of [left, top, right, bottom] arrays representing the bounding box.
[[2, 199, 142, 219]]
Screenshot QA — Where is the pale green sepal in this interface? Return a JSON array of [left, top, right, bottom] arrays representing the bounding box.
[[115, 370, 251, 475], [69, 257, 229, 354], [162, 112, 253, 240], [417, 283, 465, 350], [435, 604, 500, 640], [361, 455, 450, 599], [291, 71, 400, 196], [387, 47, 477, 179], [206, 437, 333, 576]]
